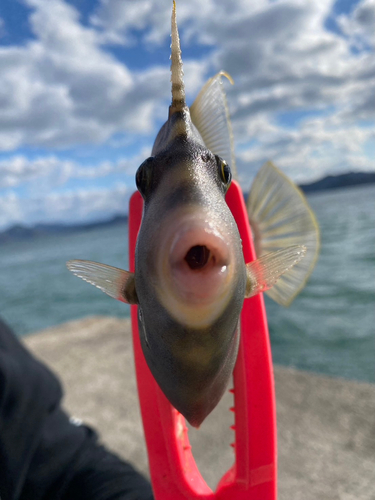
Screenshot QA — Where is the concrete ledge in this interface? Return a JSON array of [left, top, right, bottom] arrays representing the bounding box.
[[24, 316, 375, 500]]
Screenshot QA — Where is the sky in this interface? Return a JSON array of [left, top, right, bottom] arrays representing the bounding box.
[[0, 0, 374, 230]]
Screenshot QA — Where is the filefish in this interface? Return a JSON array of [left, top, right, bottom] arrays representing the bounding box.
[[67, 2, 319, 428]]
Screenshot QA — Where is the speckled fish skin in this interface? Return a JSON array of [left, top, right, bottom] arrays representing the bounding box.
[[135, 109, 246, 427]]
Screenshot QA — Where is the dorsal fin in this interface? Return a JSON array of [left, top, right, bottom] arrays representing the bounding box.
[[190, 71, 237, 177], [170, 1, 186, 115]]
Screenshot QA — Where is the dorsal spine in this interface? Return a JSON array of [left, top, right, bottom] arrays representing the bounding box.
[[170, 1, 186, 114]]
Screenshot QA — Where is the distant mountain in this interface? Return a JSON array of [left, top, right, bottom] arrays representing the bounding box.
[[299, 171, 375, 193], [0, 214, 128, 244]]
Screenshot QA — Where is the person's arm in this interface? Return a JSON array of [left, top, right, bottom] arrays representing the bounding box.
[[0, 317, 154, 500]]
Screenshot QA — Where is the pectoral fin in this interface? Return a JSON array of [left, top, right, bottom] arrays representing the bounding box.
[[66, 260, 138, 304], [245, 245, 306, 298], [247, 161, 320, 306], [190, 71, 237, 177]]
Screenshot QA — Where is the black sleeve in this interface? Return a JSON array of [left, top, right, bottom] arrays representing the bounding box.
[[0, 317, 154, 500]]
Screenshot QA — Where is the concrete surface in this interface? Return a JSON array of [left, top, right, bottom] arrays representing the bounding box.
[[24, 316, 375, 500]]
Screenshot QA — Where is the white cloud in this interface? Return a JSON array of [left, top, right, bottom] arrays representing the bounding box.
[[91, 0, 161, 45], [0, 183, 130, 230], [90, 0, 217, 46], [204, 0, 375, 183], [338, 0, 375, 50], [0, 0, 197, 151], [0, 150, 148, 190], [89, 0, 375, 186], [0, 0, 374, 230], [236, 113, 374, 186]]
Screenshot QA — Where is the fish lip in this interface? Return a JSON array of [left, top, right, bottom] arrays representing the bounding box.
[[169, 222, 230, 272], [167, 214, 233, 303], [154, 209, 237, 326], [167, 225, 228, 303]]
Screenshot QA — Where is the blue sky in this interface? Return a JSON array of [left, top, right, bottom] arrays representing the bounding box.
[[0, 0, 374, 229]]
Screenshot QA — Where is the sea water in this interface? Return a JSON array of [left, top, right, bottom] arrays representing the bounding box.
[[0, 185, 374, 382]]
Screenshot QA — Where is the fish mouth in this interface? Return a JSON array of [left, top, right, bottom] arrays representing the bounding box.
[[168, 224, 231, 305], [155, 209, 237, 327]]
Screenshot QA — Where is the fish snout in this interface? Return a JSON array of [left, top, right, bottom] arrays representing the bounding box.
[[169, 224, 231, 305], [155, 212, 237, 328]]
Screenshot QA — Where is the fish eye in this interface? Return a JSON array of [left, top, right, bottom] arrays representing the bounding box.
[[136, 157, 154, 198], [216, 156, 232, 188]]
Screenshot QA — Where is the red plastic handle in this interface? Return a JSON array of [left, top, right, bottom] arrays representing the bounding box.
[[128, 180, 277, 500]]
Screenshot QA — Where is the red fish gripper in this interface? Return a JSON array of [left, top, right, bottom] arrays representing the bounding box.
[[128, 180, 277, 500]]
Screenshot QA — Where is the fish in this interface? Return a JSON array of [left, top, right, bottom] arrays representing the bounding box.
[[67, 2, 319, 428]]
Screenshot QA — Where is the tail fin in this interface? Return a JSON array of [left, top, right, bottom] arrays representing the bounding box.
[[247, 161, 320, 306]]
